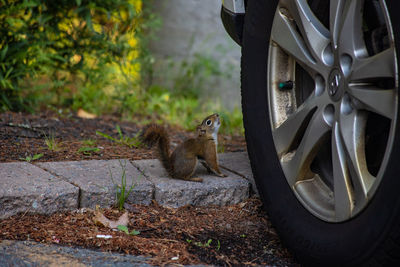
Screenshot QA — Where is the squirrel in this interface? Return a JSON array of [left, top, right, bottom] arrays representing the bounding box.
[[140, 113, 227, 182]]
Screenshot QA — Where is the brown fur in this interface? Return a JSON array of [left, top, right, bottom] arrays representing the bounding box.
[[140, 114, 226, 182], [140, 124, 173, 176]]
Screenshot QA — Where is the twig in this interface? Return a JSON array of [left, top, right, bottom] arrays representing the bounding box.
[[158, 238, 179, 243]]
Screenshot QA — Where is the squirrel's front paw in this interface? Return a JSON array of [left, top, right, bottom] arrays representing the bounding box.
[[219, 173, 228, 178]]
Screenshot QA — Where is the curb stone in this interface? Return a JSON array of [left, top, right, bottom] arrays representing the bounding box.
[[0, 153, 254, 218], [218, 152, 259, 196], [0, 240, 212, 267], [38, 159, 154, 209], [0, 240, 151, 267], [0, 162, 79, 219], [132, 159, 250, 208]]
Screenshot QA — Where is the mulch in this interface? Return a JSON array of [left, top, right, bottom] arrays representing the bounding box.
[[0, 110, 298, 266], [0, 198, 297, 266]]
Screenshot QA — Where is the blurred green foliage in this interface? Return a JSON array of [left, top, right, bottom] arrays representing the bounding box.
[[0, 0, 244, 135], [0, 0, 140, 111], [143, 49, 243, 135]]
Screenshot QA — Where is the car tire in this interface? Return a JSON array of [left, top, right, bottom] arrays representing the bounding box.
[[241, 0, 400, 265]]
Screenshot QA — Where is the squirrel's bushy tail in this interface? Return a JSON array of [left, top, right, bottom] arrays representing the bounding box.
[[140, 124, 173, 175]]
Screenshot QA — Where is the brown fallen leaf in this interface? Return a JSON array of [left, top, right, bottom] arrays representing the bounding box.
[[93, 210, 129, 229], [77, 109, 97, 119]]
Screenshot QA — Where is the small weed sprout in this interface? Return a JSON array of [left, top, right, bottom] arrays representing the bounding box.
[[109, 160, 136, 211], [117, 225, 140, 236], [78, 146, 100, 155], [96, 125, 142, 148], [19, 153, 43, 162], [78, 139, 100, 155], [194, 239, 213, 248], [82, 139, 96, 146], [188, 238, 220, 250], [44, 133, 62, 151]]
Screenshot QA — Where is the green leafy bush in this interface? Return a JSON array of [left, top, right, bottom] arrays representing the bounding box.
[[0, 0, 141, 111]]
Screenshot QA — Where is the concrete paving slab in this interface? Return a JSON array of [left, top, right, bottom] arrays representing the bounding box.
[[132, 159, 250, 208], [38, 160, 154, 209], [0, 240, 210, 267], [0, 162, 78, 219], [0, 240, 151, 267], [218, 152, 259, 196]]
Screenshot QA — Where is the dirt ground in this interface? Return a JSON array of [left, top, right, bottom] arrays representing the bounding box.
[[0, 111, 298, 266], [0, 111, 246, 162]]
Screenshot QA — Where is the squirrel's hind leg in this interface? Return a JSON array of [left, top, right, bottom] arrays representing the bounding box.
[[171, 155, 201, 182]]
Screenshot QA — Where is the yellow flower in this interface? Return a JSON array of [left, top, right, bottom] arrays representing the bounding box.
[[128, 38, 138, 47]]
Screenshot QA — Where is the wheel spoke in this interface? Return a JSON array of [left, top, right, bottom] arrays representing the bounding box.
[[351, 47, 396, 81], [337, 0, 367, 57], [281, 108, 331, 186], [330, 0, 345, 49], [339, 110, 374, 200], [347, 86, 396, 119], [280, 0, 331, 64], [272, 93, 317, 155], [271, 4, 322, 76], [332, 122, 354, 221]]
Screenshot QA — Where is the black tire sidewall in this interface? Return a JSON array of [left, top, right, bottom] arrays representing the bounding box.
[[241, 0, 400, 265]]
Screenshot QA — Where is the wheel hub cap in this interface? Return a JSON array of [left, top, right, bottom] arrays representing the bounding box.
[[328, 69, 342, 99]]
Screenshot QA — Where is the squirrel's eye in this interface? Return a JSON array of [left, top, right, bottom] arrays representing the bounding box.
[[206, 119, 212, 126]]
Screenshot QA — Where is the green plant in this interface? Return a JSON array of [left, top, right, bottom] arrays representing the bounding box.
[[78, 146, 101, 155], [117, 225, 140, 236], [0, 0, 245, 139], [78, 139, 100, 155], [194, 239, 213, 248], [170, 53, 224, 99], [19, 153, 43, 162], [0, 0, 141, 112], [82, 139, 96, 146], [136, 0, 161, 90], [187, 238, 220, 250], [218, 108, 244, 136], [109, 160, 136, 211], [217, 143, 226, 154], [96, 125, 141, 148], [130, 31, 245, 134], [44, 133, 62, 151]]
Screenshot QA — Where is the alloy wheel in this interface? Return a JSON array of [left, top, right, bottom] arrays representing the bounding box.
[[268, 0, 397, 222]]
